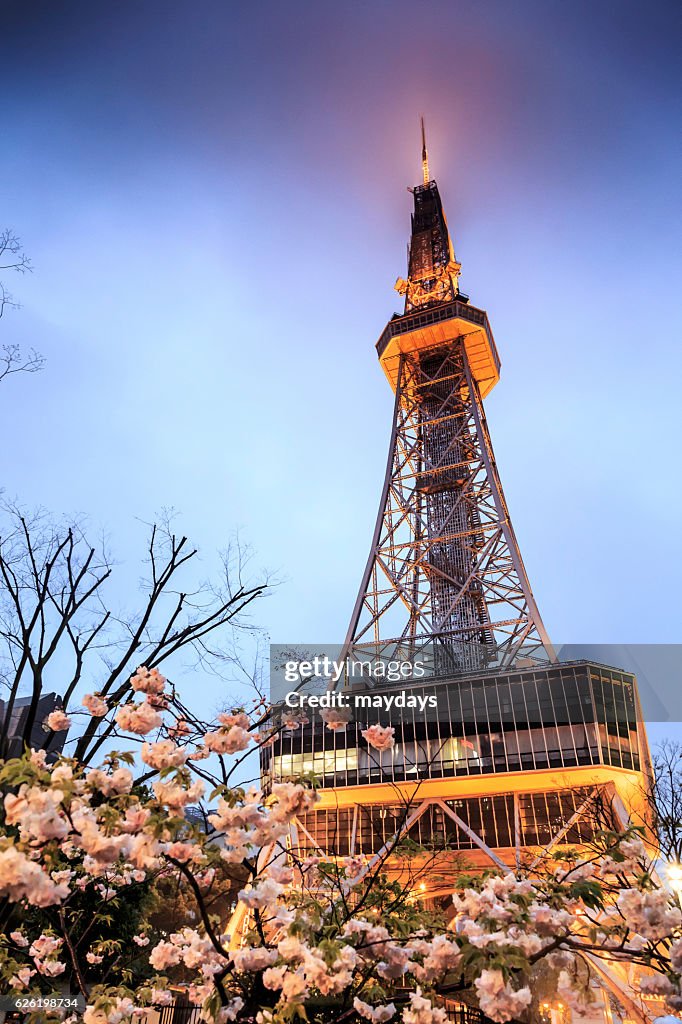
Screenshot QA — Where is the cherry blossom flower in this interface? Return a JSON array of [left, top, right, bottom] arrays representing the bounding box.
[[83, 693, 108, 717], [281, 713, 309, 731], [9, 966, 35, 989], [203, 724, 251, 754], [220, 997, 245, 1022], [141, 739, 187, 769], [152, 778, 204, 812], [5, 785, 68, 842], [474, 969, 532, 1023], [150, 989, 173, 1005], [238, 877, 285, 909], [0, 846, 70, 906], [403, 988, 448, 1024], [321, 706, 352, 730], [232, 947, 278, 972], [353, 998, 396, 1022], [115, 699, 163, 735], [130, 665, 166, 695], [217, 711, 250, 729], [617, 888, 682, 940], [85, 766, 133, 796], [168, 718, 191, 737], [361, 723, 395, 750], [29, 935, 63, 958], [44, 708, 71, 731]]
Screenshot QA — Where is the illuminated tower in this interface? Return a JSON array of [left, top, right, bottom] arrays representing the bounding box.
[[265, 125, 651, 920], [346, 118, 550, 674]]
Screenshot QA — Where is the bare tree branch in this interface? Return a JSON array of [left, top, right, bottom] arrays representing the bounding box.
[[0, 502, 270, 764], [0, 228, 44, 383]]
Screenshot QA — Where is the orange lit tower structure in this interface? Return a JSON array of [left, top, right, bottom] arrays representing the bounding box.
[[264, 125, 651, 903]]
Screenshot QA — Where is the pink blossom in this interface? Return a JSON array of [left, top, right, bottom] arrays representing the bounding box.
[[269, 782, 319, 821], [130, 665, 166, 695], [321, 706, 351, 730], [617, 887, 682, 940], [253, 730, 277, 747], [217, 711, 250, 729], [133, 934, 150, 947], [473, 970, 532, 1023], [146, 693, 169, 709], [361, 724, 395, 750], [165, 841, 200, 863], [203, 725, 251, 754], [45, 709, 71, 731], [9, 967, 35, 989], [36, 958, 66, 976], [188, 746, 211, 760], [152, 778, 204, 812], [0, 847, 70, 907], [402, 989, 448, 1024], [9, 930, 29, 947], [5, 785, 68, 843], [30, 936, 63, 959], [141, 739, 187, 769], [83, 693, 108, 717], [86, 767, 133, 796], [232, 947, 278, 972], [353, 998, 396, 1023], [168, 718, 191, 737], [265, 863, 294, 884], [150, 990, 173, 1006], [280, 971, 308, 1004], [121, 805, 151, 833], [149, 940, 183, 970], [262, 966, 286, 990], [196, 867, 216, 887], [238, 877, 285, 909], [218, 997, 245, 1023], [127, 833, 163, 870], [115, 699, 163, 735], [282, 713, 309, 730], [51, 763, 74, 783], [86, 952, 104, 964]]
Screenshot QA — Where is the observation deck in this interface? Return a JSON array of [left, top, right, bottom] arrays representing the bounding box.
[[376, 298, 501, 398]]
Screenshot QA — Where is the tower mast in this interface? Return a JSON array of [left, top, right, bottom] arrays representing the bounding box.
[[421, 115, 430, 185]]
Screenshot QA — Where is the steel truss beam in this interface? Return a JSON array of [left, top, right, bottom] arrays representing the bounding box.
[[283, 791, 605, 874]]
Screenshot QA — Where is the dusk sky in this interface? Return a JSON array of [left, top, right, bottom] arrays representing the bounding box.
[[1, 1, 681, 735]]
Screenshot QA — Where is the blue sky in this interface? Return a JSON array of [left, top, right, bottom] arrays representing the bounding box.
[[1, 0, 681, 735]]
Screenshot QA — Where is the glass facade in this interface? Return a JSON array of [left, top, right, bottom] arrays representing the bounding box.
[[295, 788, 599, 857], [263, 661, 642, 789]]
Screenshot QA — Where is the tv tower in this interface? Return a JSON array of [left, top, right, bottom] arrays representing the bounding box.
[[345, 118, 551, 675], [259, 129, 652, 1016]]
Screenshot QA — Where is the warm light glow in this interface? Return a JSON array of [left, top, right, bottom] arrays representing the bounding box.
[[666, 862, 682, 890], [419, 882, 427, 891]]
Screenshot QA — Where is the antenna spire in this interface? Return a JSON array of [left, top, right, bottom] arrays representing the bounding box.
[[420, 116, 430, 185]]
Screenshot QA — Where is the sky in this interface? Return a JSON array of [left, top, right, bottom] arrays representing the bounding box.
[[1, 0, 681, 739]]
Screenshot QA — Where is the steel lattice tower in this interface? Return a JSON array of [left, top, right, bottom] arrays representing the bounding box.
[[345, 122, 552, 675], [249, 129, 654, 1019]]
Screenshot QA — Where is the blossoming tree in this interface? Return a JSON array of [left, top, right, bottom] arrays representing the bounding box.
[[1, 660, 682, 1024]]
